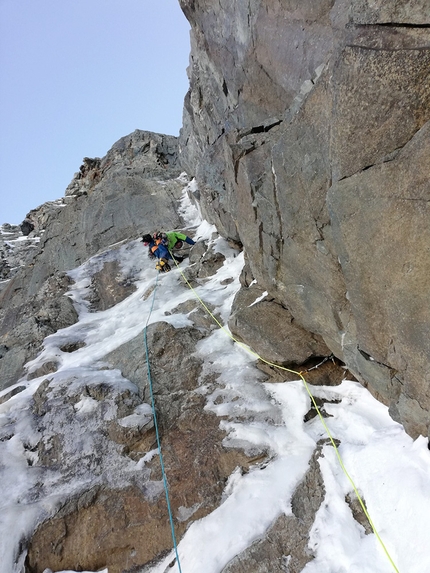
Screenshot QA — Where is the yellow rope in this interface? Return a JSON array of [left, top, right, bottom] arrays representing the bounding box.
[[171, 253, 400, 573]]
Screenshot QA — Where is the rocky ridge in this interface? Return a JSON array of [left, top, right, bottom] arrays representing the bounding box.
[[0, 130, 185, 391]]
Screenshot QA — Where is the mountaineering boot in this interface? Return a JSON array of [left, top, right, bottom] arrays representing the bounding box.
[[155, 259, 171, 272]]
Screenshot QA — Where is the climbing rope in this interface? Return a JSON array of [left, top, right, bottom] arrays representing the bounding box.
[[170, 252, 400, 573], [143, 272, 183, 573]]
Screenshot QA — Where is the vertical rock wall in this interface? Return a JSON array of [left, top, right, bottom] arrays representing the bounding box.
[[178, 0, 430, 437]]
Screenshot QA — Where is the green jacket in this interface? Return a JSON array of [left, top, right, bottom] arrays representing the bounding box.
[[165, 232, 195, 251]]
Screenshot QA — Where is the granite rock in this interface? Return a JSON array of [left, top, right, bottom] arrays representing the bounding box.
[[178, 0, 430, 437]]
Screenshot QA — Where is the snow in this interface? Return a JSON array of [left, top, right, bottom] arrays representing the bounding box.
[[1, 188, 430, 573], [118, 403, 153, 428], [249, 290, 268, 306]]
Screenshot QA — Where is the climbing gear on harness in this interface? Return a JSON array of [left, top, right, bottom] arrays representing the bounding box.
[[155, 259, 171, 273]]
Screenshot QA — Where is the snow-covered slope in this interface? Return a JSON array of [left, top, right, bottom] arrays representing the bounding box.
[[1, 192, 430, 573]]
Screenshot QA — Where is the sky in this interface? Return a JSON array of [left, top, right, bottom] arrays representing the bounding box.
[[0, 0, 191, 225], [1, 186, 430, 573]]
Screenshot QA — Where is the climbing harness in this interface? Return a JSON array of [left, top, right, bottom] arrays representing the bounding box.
[[143, 273, 182, 573], [168, 252, 400, 573]]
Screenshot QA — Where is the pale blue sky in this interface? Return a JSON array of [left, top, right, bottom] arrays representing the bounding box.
[[0, 0, 191, 224]]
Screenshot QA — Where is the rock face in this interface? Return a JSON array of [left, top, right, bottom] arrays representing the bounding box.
[[0, 270, 78, 389], [228, 266, 331, 367], [1, 3, 430, 571], [24, 324, 255, 573], [0, 130, 185, 391], [178, 0, 430, 437]]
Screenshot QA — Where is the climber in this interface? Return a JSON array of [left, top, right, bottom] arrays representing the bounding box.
[[141, 233, 171, 272], [142, 231, 195, 270]]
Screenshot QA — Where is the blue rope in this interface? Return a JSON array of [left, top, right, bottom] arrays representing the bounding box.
[[143, 273, 183, 573]]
